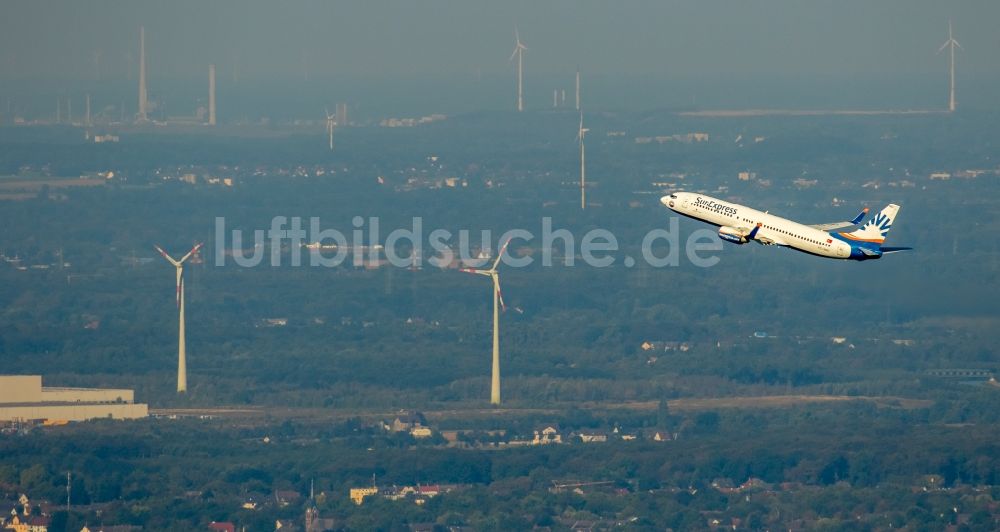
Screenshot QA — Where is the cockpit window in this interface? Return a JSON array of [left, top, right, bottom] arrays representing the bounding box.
[[669, 194, 678, 199]]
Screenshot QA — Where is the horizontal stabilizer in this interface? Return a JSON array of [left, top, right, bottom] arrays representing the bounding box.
[[879, 246, 913, 254]]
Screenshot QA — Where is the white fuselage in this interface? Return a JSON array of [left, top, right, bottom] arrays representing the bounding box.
[[662, 192, 854, 259]]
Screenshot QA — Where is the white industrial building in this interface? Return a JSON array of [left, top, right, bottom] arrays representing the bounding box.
[[0, 375, 148, 422]]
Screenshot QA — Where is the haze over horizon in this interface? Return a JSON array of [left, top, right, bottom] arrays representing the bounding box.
[[2, 1, 999, 114]]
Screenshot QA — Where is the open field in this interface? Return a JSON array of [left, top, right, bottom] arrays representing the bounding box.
[[149, 394, 934, 424]]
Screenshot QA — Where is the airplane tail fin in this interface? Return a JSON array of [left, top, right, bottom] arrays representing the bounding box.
[[836, 204, 899, 247]]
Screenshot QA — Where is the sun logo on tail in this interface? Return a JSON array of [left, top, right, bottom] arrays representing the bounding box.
[[866, 213, 892, 236]]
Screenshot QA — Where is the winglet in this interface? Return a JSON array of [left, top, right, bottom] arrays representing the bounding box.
[[850, 208, 869, 226], [747, 222, 762, 241]]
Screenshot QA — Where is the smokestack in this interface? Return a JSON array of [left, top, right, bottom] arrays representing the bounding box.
[[138, 26, 148, 122], [208, 64, 216, 126]]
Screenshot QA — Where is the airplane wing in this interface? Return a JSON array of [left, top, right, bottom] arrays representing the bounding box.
[[751, 228, 787, 247], [755, 235, 787, 246], [807, 208, 868, 231]]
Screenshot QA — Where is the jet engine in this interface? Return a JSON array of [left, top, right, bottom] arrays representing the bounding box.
[[717, 223, 761, 245]]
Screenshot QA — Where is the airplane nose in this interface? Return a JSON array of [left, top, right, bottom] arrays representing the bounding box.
[[660, 195, 676, 209]]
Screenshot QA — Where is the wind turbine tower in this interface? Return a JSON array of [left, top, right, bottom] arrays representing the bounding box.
[[510, 28, 528, 112], [577, 112, 589, 210], [336, 103, 348, 125], [85, 94, 91, 127], [938, 21, 962, 112], [460, 241, 510, 405], [155, 243, 203, 393], [325, 107, 335, 151], [575, 66, 580, 110], [208, 64, 216, 126], [137, 26, 148, 122]]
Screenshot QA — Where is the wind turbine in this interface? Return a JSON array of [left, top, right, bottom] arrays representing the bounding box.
[[510, 28, 528, 112], [460, 240, 510, 405], [137, 26, 148, 123], [325, 107, 335, 151], [575, 66, 580, 111], [155, 243, 203, 393], [938, 20, 962, 112], [577, 111, 589, 210]]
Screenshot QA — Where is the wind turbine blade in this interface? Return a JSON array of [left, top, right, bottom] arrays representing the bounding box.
[[509, 47, 519, 62], [155, 245, 180, 267], [954, 39, 963, 50], [938, 41, 949, 53], [179, 242, 204, 264], [494, 277, 506, 312], [492, 240, 510, 270]]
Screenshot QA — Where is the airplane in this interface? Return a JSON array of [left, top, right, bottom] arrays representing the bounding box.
[[660, 192, 911, 261]]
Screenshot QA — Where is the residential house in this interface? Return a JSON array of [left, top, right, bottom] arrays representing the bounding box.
[[4, 495, 48, 532], [737, 478, 771, 491], [4, 513, 50, 532], [652, 431, 673, 442], [640, 341, 690, 353], [417, 485, 440, 498], [577, 431, 608, 443], [349, 487, 378, 505], [304, 505, 337, 532], [381, 486, 412, 501], [274, 490, 301, 507], [390, 411, 427, 433], [241, 494, 265, 510], [533, 425, 562, 445], [409, 426, 432, 438], [207, 523, 235, 532]]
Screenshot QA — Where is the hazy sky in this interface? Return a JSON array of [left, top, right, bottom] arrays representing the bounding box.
[[2, 0, 998, 81]]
